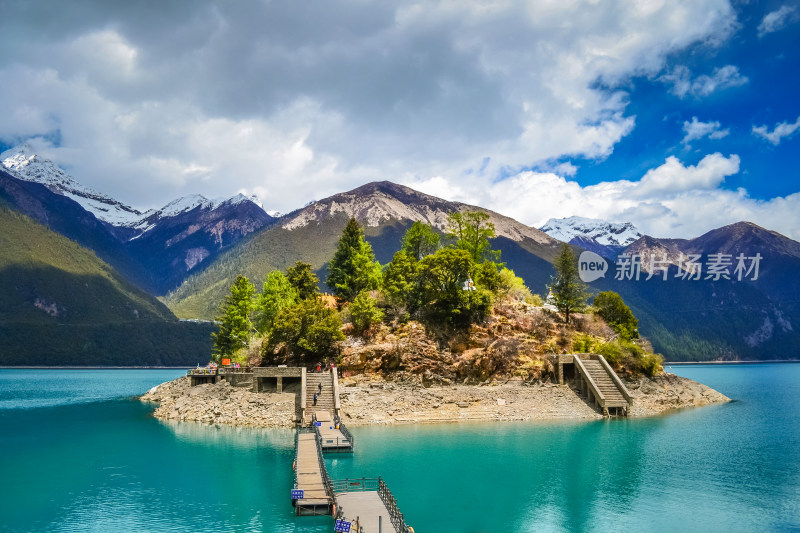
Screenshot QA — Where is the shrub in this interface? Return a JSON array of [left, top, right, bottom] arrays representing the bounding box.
[[597, 339, 663, 377]]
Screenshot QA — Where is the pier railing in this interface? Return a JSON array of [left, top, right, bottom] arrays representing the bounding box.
[[331, 477, 412, 533], [187, 368, 218, 376], [377, 476, 412, 533], [334, 415, 355, 449], [315, 430, 334, 500]]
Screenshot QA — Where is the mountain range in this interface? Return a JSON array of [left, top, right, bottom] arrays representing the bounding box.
[[1, 144, 798, 363], [0, 145, 275, 294]]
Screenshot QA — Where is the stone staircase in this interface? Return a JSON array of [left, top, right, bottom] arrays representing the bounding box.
[[304, 371, 335, 426], [574, 355, 632, 416], [581, 359, 628, 407]]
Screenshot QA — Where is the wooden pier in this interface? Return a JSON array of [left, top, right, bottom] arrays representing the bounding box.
[[332, 477, 412, 533], [292, 428, 333, 516], [290, 369, 413, 531], [314, 410, 354, 453]]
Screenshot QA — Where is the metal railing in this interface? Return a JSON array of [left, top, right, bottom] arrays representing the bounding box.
[[187, 367, 218, 376], [315, 430, 335, 500], [335, 415, 355, 450], [331, 477, 412, 533], [377, 477, 412, 533], [331, 477, 379, 493]]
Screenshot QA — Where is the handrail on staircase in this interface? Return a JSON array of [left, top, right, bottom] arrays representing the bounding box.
[[592, 354, 633, 404]]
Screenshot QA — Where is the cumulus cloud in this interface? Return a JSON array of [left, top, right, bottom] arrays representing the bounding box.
[[681, 117, 730, 143], [0, 1, 737, 212], [758, 5, 799, 37], [752, 116, 800, 145], [661, 65, 748, 98], [405, 152, 800, 241]]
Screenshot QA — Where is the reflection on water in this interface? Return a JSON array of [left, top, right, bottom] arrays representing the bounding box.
[[159, 418, 295, 450]]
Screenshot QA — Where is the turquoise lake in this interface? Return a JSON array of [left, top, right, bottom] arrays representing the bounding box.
[[1, 365, 799, 532]]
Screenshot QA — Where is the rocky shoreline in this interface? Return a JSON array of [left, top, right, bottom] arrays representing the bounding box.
[[140, 373, 730, 427]]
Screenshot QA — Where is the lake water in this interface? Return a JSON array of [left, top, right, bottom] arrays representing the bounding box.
[[1, 365, 798, 532]]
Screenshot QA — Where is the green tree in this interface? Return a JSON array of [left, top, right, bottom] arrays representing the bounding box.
[[474, 260, 502, 295], [287, 261, 319, 300], [212, 275, 256, 360], [549, 243, 590, 324], [401, 221, 440, 260], [382, 250, 418, 315], [264, 298, 344, 366], [445, 210, 500, 263], [593, 291, 639, 340], [349, 291, 384, 335], [254, 270, 298, 334], [498, 267, 535, 302], [415, 248, 491, 327], [326, 218, 382, 302]]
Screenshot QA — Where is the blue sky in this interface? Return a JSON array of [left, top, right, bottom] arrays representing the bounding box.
[[579, 3, 800, 201], [0, 1, 798, 239]]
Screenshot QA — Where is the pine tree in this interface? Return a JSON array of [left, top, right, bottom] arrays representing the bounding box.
[[286, 261, 320, 300], [382, 250, 418, 315], [550, 243, 590, 324], [254, 270, 298, 334], [401, 221, 440, 260], [350, 290, 384, 335], [326, 218, 382, 302], [211, 275, 256, 360]]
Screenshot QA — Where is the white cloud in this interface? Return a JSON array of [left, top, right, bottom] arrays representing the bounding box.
[[0, 1, 737, 213], [752, 116, 800, 145], [405, 153, 800, 241], [681, 116, 730, 143], [661, 65, 748, 98], [758, 5, 799, 37]]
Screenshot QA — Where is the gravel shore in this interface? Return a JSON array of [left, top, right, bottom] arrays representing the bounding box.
[[140, 373, 729, 427]]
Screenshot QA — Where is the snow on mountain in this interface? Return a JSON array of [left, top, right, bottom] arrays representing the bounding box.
[[0, 144, 144, 225], [1, 144, 269, 234], [539, 216, 642, 247]]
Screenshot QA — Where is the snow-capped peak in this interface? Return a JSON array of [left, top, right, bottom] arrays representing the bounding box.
[[158, 194, 213, 217], [0, 144, 144, 225], [539, 216, 642, 247]]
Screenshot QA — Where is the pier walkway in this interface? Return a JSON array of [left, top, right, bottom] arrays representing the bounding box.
[[333, 478, 412, 533], [292, 428, 333, 516]]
